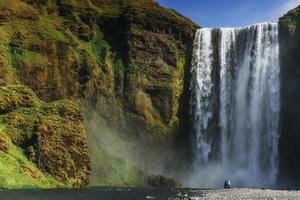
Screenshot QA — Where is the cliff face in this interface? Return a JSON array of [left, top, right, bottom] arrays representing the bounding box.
[[0, 85, 90, 188], [0, 0, 197, 138], [0, 0, 198, 187], [279, 6, 300, 186]]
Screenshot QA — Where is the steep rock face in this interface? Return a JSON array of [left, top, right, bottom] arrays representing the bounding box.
[[0, 0, 197, 139], [0, 0, 198, 187], [108, 0, 197, 138], [91, 0, 198, 139], [0, 85, 91, 187], [279, 6, 300, 186]]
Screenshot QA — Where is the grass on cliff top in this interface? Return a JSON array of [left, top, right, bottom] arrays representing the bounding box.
[[0, 124, 68, 189], [280, 6, 300, 34]]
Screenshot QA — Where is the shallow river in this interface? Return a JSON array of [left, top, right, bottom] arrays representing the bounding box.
[[1, 188, 300, 200]]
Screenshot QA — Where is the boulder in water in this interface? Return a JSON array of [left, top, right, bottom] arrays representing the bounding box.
[[147, 175, 181, 188]]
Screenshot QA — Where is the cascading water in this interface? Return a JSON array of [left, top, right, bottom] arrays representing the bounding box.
[[190, 29, 214, 164], [190, 22, 280, 188]]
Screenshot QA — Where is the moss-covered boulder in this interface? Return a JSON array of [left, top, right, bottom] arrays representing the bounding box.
[[0, 85, 91, 187], [148, 175, 182, 188]]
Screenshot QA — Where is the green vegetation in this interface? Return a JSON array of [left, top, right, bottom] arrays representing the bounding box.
[[36, 16, 66, 42], [86, 114, 149, 187], [281, 18, 297, 34], [0, 0, 198, 188], [0, 125, 66, 189], [0, 124, 5, 131], [113, 58, 124, 78], [91, 32, 109, 65], [9, 47, 48, 69], [280, 6, 300, 35], [90, 148, 147, 187], [0, 86, 90, 188], [166, 41, 178, 55]]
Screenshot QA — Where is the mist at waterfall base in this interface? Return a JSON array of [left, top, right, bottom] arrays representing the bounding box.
[[187, 22, 280, 189], [82, 104, 185, 187]]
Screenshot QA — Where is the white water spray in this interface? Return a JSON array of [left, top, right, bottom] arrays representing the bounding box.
[[190, 22, 280, 188], [190, 29, 214, 164]]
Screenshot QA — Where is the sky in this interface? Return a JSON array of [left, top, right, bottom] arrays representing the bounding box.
[[158, 0, 300, 27]]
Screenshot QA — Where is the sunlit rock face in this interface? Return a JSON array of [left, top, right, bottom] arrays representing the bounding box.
[[190, 23, 280, 188]]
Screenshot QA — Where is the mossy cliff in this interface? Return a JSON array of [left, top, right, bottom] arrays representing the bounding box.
[[0, 0, 197, 138], [278, 6, 300, 187], [0, 85, 90, 188], [0, 0, 198, 187]]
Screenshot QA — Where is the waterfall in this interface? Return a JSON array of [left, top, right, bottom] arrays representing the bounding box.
[[190, 29, 214, 164], [190, 22, 280, 188]]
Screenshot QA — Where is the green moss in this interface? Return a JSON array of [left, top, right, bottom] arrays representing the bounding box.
[[166, 41, 178, 55], [0, 85, 44, 115], [113, 58, 124, 77], [38, 15, 66, 42], [0, 124, 5, 131], [0, 44, 13, 68], [0, 108, 40, 146], [0, 0, 196, 188], [9, 47, 48, 69], [176, 55, 185, 74], [128, 64, 153, 76], [281, 18, 297, 34], [0, 129, 67, 189], [53, 65, 61, 82], [6, 47, 14, 69], [0, 86, 90, 188], [7, 17, 65, 47], [91, 32, 109, 65], [280, 6, 300, 35]]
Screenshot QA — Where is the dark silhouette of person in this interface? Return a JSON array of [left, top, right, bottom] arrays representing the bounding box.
[[224, 180, 231, 189]]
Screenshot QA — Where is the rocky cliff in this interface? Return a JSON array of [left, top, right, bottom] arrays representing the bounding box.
[[0, 85, 90, 188], [0, 0, 198, 188], [279, 5, 300, 187]]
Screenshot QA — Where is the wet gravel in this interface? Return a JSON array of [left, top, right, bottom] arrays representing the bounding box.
[[169, 188, 300, 200]]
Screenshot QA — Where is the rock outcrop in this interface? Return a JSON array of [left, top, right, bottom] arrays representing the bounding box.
[[279, 5, 300, 187], [0, 85, 90, 187], [147, 175, 182, 188]]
